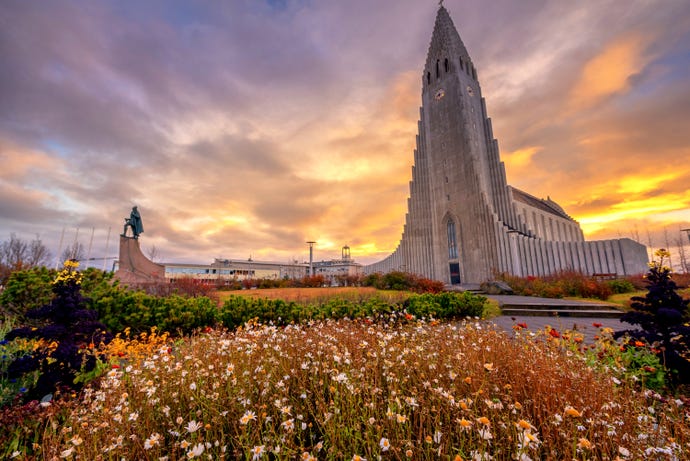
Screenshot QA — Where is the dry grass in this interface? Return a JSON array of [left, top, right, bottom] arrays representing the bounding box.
[[216, 287, 411, 305]]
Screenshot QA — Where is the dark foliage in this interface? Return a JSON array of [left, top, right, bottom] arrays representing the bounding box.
[[5, 262, 112, 401], [362, 271, 445, 293], [615, 250, 690, 384]]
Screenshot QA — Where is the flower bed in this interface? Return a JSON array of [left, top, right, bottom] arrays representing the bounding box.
[[30, 320, 688, 460]]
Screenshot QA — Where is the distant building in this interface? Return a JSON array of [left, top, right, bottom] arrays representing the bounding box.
[[163, 246, 362, 285], [312, 246, 363, 279], [365, 5, 648, 285], [165, 258, 308, 284]]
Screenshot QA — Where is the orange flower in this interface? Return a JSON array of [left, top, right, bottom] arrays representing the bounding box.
[[477, 416, 490, 425], [564, 406, 582, 417], [516, 419, 533, 431], [458, 418, 472, 428], [577, 437, 592, 449]]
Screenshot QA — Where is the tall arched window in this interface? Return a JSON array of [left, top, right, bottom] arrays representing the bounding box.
[[447, 219, 458, 259], [427, 71, 431, 85], [459, 58, 464, 71], [444, 58, 449, 73]]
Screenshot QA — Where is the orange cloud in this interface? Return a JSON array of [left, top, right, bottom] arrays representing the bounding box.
[[0, 141, 59, 179], [503, 146, 542, 173], [568, 34, 650, 111]]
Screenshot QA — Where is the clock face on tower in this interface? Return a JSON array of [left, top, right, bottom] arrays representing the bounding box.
[[435, 88, 445, 100], [466, 85, 474, 97]]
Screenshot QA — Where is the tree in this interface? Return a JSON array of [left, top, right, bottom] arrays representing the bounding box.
[[5, 261, 112, 400], [146, 244, 161, 262], [616, 249, 690, 384], [60, 241, 86, 263], [677, 227, 688, 274], [0, 234, 52, 284]]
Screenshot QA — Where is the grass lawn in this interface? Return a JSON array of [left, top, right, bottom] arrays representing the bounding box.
[[216, 286, 407, 303]]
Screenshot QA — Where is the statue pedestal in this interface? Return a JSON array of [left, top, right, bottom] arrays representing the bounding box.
[[114, 236, 165, 285]]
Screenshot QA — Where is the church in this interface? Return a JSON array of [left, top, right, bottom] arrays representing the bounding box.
[[365, 5, 648, 285]]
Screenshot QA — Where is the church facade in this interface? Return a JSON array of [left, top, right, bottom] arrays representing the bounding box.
[[365, 6, 648, 285]]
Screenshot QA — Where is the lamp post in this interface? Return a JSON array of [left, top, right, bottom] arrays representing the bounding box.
[[306, 241, 316, 277]]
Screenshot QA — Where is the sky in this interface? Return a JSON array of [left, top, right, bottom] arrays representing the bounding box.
[[2, 0, 690, 270]]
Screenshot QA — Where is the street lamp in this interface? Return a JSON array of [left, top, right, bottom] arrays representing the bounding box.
[[682, 229, 690, 245], [306, 241, 316, 277]]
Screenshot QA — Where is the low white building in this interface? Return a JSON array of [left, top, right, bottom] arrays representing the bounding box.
[[163, 246, 362, 285]]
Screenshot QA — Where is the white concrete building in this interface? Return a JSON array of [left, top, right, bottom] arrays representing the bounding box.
[[366, 5, 648, 285]]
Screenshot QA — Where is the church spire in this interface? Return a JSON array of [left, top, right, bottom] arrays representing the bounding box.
[[424, 4, 475, 85]]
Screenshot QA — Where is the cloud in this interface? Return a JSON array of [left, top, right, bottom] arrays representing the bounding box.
[[1, 0, 689, 269], [568, 34, 651, 112]]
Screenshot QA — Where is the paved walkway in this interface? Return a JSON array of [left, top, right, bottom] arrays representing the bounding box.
[[487, 315, 634, 344], [485, 294, 620, 307], [483, 294, 635, 343]]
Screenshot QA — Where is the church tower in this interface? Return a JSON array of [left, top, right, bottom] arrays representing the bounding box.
[[366, 5, 648, 284]]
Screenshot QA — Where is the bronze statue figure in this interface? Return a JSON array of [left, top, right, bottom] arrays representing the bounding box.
[[122, 206, 144, 239]]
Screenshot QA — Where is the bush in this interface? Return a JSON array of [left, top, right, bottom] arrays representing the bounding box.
[[615, 249, 690, 384], [0, 267, 56, 316], [606, 279, 636, 294], [90, 285, 217, 335], [218, 291, 487, 329], [497, 271, 614, 300], [405, 291, 486, 319], [362, 271, 445, 293], [3, 261, 111, 401]]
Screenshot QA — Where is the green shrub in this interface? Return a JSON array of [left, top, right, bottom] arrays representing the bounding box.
[[218, 291, 487, 330], [90, 285, 218, 335], [405, 291, 486, 319], [606, 279, 636, 294], [362, 271, 445, 293], [0, 267, 55, 316]]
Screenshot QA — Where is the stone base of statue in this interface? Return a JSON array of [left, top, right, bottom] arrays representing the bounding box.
[[114, 236, 165, 285]]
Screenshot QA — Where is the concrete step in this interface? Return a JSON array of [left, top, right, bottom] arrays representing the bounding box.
[[501, 307, 623, 318]]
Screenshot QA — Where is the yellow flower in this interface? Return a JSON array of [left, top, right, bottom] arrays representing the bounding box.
[[483, 363, 494, 371], [458, 418, 472, 428], [477, 416, 490, 425]]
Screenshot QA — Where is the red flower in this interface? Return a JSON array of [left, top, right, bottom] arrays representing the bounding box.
[[549, 328, 560, 338], [592, 323, 602, 328]]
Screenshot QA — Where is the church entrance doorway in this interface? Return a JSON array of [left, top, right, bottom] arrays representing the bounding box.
[[449, 263, 461, 284]]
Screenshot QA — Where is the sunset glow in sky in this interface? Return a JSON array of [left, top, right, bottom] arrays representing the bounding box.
[[2, 0, 690, 267]]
